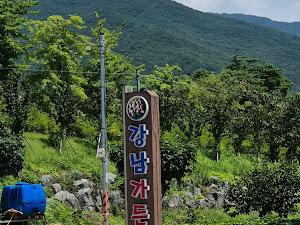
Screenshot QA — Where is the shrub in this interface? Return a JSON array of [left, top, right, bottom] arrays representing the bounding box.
[[25, 107, 56, 134], [227, 161, 300, 217], [0, 120, 25, 177]]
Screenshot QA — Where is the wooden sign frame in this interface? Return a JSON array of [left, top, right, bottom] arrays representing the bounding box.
[[123, 89, 162, 225]]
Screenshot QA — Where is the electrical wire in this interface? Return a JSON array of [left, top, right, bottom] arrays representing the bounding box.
[[115, 0, 164, 32]]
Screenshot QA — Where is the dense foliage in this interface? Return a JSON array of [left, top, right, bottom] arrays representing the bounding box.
[[0, 120, 25, 177], [219, 13, 300, 37], [228, 162, 300, 218], [29, 0, 300, 91], [1, 1, 300, 223]]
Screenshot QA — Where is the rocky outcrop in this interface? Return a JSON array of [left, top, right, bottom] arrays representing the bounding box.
[[77, 188, 94, 211], [54, 191, 80, 208], [51, 183, 62, 193], [42, 173, 231, 211], [162, 180, 231, 209], [75, 179, 93, 190], [41, 175, 55, 186]]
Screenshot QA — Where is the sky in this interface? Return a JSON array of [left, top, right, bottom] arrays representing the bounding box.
[[173, 0, 300, 22]]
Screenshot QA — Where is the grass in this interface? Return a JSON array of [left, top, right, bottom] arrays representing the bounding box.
[[24, 132, 106, 177], [0, 132, 298, 224], [190, 150, 254, 186]]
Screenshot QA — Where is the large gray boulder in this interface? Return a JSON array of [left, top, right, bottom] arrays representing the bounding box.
[[74, 179, 93, 190], [41, 175, 55, 186], [167, 194, 184, 208], [55, 191, 80, 208], [208, 184, 219, 193], [198, 195, 215, 208], [51, 183, 62, 193], [77, 188, 94, 211]]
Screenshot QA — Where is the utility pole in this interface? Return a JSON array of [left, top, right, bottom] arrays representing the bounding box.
[[100, 33, 109, 225], [136, 69, 140, 91]]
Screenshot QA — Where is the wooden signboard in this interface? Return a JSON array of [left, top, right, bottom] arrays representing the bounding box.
[[123, 89, 162, 225]]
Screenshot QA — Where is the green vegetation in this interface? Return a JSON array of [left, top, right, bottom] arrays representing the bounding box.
[[228, 162, 300, 218], [219, 13, 300, 37], [30, 0, 300, 91], [1, 0, 300, 224]]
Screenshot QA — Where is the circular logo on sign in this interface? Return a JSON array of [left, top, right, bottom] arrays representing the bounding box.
[[126, 96, 149, 121]]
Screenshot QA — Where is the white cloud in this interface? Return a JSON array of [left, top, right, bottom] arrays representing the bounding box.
[[173, 0, 300, 22]]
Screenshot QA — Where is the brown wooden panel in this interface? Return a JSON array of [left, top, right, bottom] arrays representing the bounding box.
[[124, 90, 162, 225]]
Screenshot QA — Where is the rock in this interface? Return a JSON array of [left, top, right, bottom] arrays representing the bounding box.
[[162, 194, 184, 208], [77, 188, 94, 211], [51, 183, 62, 193], [168, 194, 184, 208], [183, 191, 195, 207], [109, 190, 124, 208], [193, 187, 202, 197], [162, 196, 170, 208], [212, 192, 225, 208], [199, 195, 215, 208], [208, 184, 219, 193], [95, 190, 102, 212], [221, 181, 230, 194], [74, 179, 93, 190], [41, 175, 55, 186], [55, 191, 80, 208], [107, 173, 117, 185]]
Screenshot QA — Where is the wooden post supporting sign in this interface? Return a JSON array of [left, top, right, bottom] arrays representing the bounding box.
[[123, 89, 162, 225]]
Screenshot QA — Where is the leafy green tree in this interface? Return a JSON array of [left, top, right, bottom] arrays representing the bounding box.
[[282, 93, 300, 162], [192, 73, 236, 160], [228, 162, 300, 217], [160, 127, 197, 194], [226, 55, 293, 95], [143, 65, 191, 133], [0, 0, 38, 134], [0, 120, 25, 177], [27, 15, 91, 144]]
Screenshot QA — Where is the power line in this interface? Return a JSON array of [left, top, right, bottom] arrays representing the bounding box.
[[116, 0, 164, 32], [0, 66, 137, 77]]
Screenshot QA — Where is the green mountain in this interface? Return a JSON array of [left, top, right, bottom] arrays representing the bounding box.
[[218, 13, 300, 37], [32, 0, 300, 91]]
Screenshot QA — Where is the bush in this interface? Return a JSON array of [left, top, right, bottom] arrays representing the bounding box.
[[227, 161, 300, 217], [0, 120, 25, 177], [25, 107, 56, 134], [160, 131, 197, 194]]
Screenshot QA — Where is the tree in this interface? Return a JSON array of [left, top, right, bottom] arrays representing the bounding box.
[[27, 15, 91, 146], [192, 73, 236, 161], [0, 0, 38, 134], [226, 55, 293, 95], [160, 128, 197, 194], [0, 120, 25, 177], [143, 65, 191, 133], [228, 162, 300, 217], [282, 93, 300, 162]]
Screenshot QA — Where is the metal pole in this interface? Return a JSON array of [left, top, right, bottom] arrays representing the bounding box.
[[100, 33, 109, 225], [136, 69, 140, 91]]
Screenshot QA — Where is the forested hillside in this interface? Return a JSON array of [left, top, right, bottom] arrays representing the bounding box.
[[1, 1, 300, 224], [218, 13, 300, 37], [31, 0, 300, 91]]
